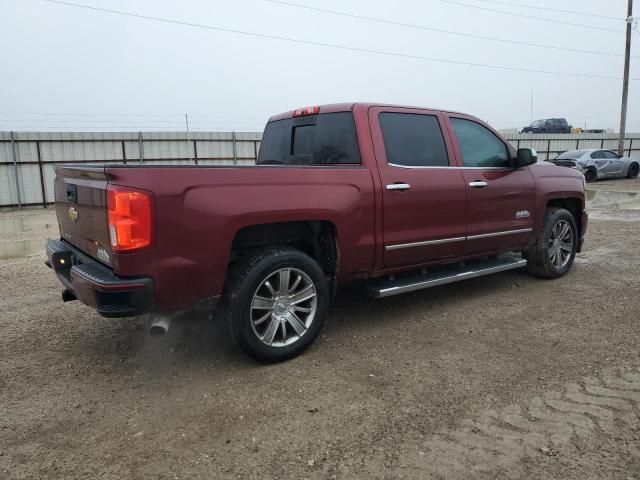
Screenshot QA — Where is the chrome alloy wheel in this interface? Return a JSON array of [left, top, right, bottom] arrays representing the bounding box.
[[548, 219, 574, 269], [250, 268, 317, 347]]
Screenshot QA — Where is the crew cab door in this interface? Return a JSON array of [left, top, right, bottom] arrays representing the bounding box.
[[369, 107, 466, 268], [446, 115, 536, 255]]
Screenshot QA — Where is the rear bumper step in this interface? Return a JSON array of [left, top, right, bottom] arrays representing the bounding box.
[[45, 239, 153, 317], [366, 254, 527, 298]]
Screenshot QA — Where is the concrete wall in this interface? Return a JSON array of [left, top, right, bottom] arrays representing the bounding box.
[[1, 131, 639, 208]]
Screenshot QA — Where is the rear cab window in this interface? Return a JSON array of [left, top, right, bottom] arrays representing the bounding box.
[[257, 112, 360, 165]]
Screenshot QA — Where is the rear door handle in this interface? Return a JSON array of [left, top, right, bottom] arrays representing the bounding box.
[[468, 181, 488, 188], [386, 183, 411, 191]]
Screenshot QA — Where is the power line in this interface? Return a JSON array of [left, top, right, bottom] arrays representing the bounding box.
[[5, 118, 191, 125], [2, 119, 265, 125], [2, 125, 190, 130], [268, 0, 637, 58], [436, 0, 623, 33], [0, 111, 265, 121], [0, 111, 184, 117], [2, 121, 266, 129], [470, 0, 624, 21], [42, 0, 624, 80], [3, 126, 264, 131]]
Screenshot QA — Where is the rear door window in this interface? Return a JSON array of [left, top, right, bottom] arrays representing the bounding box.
[[258, 112, 360, 165], [378, 113, 449, 167]]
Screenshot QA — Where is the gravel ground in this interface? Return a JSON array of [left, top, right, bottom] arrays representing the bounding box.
[[1, 179, 639, 479]]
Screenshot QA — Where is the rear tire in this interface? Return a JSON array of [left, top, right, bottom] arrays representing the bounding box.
[[224, 247, 329, 363], [627, 162, 639, 179], [525, 208, 577, 279]]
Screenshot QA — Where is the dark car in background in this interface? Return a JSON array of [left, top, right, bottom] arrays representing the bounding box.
[[521, 118, 572, 134]]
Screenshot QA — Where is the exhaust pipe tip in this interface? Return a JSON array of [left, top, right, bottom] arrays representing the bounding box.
[[61, 289, 77, 302], [149, 315, 172, 336]]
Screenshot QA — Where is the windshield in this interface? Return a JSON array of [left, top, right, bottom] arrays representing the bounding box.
[[530, 120, 545, 127]]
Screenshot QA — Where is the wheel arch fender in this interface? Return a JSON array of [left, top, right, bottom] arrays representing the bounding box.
[[228, 218, 341, 276], [535, 195, 584, 249]]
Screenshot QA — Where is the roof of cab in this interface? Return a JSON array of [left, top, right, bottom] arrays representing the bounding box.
[[267, 102, 471, 122]]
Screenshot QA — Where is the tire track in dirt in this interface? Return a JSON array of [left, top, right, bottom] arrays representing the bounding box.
[[406, 366, 640, 477], [0, 291, 57, 314]]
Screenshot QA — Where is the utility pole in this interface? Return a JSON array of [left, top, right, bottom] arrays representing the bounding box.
[[618, 0, 633, 156], [185, 113, 192, 163], [530, 90, 533, 123]]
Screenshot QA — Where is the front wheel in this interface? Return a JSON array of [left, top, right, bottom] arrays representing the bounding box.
[[584, 168, 597, 183], [525, 208, 577, 279], [225, 247, 329, 363], [627, 162, 639, 179]]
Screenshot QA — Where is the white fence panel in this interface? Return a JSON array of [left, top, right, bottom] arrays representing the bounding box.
[[0, 165, 18, 206], [195, 140, 234, 159], [42, 164, 56, 203]]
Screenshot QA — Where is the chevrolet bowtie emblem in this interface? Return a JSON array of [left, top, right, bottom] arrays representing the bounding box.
[[68, 206, 79, 222]]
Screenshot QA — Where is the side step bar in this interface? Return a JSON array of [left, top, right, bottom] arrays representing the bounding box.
[[366, 255, 527, 298]]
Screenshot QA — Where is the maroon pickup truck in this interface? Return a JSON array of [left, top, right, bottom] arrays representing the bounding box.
[[46, 103, 587, 362]]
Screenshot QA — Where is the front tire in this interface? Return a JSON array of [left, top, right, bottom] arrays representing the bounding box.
[[526, 208, 577, 279], [627, 162, 639, 179], [225, 247, 329, 363], [584, 167, 597, 183]]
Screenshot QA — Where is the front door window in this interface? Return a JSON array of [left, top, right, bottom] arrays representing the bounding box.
[[450, 118, 510, 168]]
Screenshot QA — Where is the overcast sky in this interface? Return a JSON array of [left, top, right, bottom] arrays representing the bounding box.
[[0, 0, 638, 132]]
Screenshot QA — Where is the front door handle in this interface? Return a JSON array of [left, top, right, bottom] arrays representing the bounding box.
[[386, 183, 411, 191], [468, 181, 488, 188]]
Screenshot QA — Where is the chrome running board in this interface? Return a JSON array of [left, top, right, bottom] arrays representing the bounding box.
[[366, 254, 527, 298]]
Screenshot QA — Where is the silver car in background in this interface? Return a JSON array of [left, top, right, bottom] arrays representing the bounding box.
[[551, 149, 640, 182]]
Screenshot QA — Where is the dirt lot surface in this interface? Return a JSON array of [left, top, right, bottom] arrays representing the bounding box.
[[1, 180, 639, 479]]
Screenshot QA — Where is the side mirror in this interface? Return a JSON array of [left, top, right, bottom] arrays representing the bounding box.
[[514, 148, 537, 168]]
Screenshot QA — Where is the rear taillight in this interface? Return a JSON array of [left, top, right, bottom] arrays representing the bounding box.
[[293, 106, 320, 117], [107, 187, 152, 252]]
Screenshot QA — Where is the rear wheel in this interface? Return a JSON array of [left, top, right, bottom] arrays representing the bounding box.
[[627, 162, 639, 179], [584, 168, 597, 183], [225, 247, 329, 362], [526, 208, 577, 279]]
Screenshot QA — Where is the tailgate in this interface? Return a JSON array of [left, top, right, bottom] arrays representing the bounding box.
[[54, 166, 113, 266]]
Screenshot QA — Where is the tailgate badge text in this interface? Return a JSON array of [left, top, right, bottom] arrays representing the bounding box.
[[96, 247, 110, 264]]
